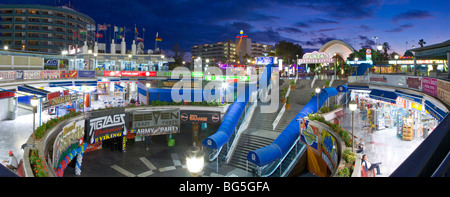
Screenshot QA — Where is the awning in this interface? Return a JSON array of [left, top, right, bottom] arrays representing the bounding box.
[[395, 90, 423, 104], [369, 89, 398, 104], [424, 100, 447, 122], [336, 85, 348, 92], [347, 85, 371, 91], [114, 84, 125, 92], [17, 84, 50, 97]]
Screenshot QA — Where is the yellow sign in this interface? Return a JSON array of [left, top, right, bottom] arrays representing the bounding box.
[[411, 102, 422, 111], [49, 95, 72, 106]]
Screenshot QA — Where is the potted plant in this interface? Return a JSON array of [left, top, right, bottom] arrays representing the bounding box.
[[285, 96, 291, 110], [281, 89, 287, 103], [290, 80, 296, 90]]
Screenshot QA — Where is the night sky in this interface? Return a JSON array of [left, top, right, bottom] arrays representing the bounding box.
[[4, 0, 450, 59]]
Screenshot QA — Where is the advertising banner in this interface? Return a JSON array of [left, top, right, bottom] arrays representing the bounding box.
[[0, 71, 16, 81], [422, 77, 437, 97], [103, 71, 157, 77], [0, 91, 15, 99], [47, 92, 61, 100], [85, 108, 130, 144], [52, 120, 85, 169], [321, 129, 338, 168], [437, 79, 450, 106], [15, 70, 23, 80], [180, 110, 221, 124], [300, 123, 319, 152], [60, 70, 78, 78], [78, 70, 96, 78], [42, 70, 60, 79], [132, 109, 180, 136], [405, 76, 422, 91], [23, 70, 42, 80]]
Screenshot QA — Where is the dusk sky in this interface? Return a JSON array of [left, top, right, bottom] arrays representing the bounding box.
[[6, 0, 450, 59]]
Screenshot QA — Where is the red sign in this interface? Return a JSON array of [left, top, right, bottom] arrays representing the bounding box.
[[47, 92, 61, 100], [60, 70, 78, 78], [103, 71, 157, 77], [63, 90, 70, 96], [0, 91, 15, 99]]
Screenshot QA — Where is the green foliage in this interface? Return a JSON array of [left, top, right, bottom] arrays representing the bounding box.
[[29, 149, 47, 177], [286, 96, 290, 104], [320, 106, 330, 113], [290, 80, 296, 86], [275, 40, 303, 63]]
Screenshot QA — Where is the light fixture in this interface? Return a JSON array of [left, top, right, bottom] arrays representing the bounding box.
[[349, 101, 357, 111], [4, 45, 9, 50], [185, 146, 205, 177], [30, 96, 39, 107], [146, 83, 151, 88], [128, 54, 132, 58], [88, 49, 92, 54], [315, 88, 321, 94], [377, 44, 383, 51], [61, 50, 68, 55]]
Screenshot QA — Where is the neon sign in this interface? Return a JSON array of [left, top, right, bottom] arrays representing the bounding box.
[[236, 30, 248, 39], [298, 51, 333, 64]]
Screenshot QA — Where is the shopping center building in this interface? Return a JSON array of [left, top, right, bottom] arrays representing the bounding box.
[[0, 4, 96, 54]]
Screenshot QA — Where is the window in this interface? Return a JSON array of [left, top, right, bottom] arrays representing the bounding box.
[[28, 10, 40, 15], [15, 10, 25, 14]]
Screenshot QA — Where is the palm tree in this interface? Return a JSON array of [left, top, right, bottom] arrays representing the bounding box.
[[418, 39, 426, 47], [382, 42, 391, 60]]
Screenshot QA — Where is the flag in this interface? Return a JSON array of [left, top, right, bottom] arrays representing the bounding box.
[[155, 37, 162, 41], [137, 37, 144, 42], [135, 26, 138, 35], [96, 33, 103, 38], [98, 24, 107, 31], [73, 31, 80, 38], [80, 30, 87, 35], [87, 24, 96, 31], [116, 33, 124, 39], [120, 27, 124, 32], [114, 26, 118, 32]]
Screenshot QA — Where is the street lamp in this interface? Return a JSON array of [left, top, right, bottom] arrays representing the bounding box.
[[315, 88, 321, 113], [354, 57, 358, 76], [4, 45, 8, 50], [30, 96, 39, 146], [146, 83, 151, 105], [185, 146, 205, 177], [349, 101, 358, 152]]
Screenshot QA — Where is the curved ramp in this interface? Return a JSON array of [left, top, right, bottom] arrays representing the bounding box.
[[247, 87, 338, 167]]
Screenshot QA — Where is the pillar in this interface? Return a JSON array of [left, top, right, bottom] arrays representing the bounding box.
[[111, 39, 116, 55], [447, 51, 450, 79], [121, 38, 126, 55], [132, 40, 136, 55]]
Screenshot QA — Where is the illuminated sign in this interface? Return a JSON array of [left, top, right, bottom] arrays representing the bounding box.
[[103, 71, 157, 77], [204, 75, 250, 81], [388, 60, 447, 65], [236, 30, 248, 39], [132, 109, 180, 136], [256, 57, 274, 65], [298, 51, 333, 64]]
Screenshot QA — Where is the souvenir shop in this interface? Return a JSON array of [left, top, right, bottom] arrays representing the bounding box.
[[353, 89, 438, 141]]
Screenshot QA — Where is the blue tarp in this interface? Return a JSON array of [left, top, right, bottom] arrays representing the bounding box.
[[247, 87, 338, 166]]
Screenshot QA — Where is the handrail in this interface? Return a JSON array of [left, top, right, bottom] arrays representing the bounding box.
[[255, 136, 306, 177], [432, 150, 450, 177]]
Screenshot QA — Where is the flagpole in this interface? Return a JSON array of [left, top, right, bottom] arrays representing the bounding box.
[[155, 32, 158, 51]]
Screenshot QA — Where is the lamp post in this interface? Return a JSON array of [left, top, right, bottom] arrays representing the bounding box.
[[185, 146, 205, 177], [88, 49, 92, 70], [30, 96, 39, 146], [3, 45, 8, 50], [349, 101, 357, 152], [146, 83, 150, 105], [377, 44, 383, 74], [354, 57, 358, 76], [315, 88, 321, 113]]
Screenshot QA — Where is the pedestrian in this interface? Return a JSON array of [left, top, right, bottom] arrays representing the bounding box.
[[2, 151, 18, 171], [356, 139, 365, 154], [361, 154, 382, 175]]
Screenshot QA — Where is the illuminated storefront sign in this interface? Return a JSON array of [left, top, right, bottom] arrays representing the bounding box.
[[132, 109, 180, 136], [103, 71, 157, 77], [388, 59, 447, 65], [204, 75, 249, 81], [298, 51, 333, 64], [85, 108, 130, 144]]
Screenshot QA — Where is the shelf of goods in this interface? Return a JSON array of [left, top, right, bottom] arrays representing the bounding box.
[[402, 118, 414, 141]]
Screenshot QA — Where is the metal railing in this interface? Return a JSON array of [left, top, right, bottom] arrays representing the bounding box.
[[254, 136, 306, 177]]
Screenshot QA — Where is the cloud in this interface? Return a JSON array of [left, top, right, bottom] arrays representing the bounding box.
[[359, 25, 373, 32], [293, 22, 311, 28], [384, 23, 414, 32], [277, 27, 305, 34], [358, 35, 376, 49], [392, 10, 433, 22], [307, 18, 339, 24], [317, 28, 342, 32]]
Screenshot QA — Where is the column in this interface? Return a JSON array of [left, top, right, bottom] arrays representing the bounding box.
[[447, 52, 450, 79]]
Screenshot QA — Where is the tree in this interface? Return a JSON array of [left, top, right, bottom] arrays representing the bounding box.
[[275, 41, 303, 63], [418, 39, 426, 47], [382, 42, 391, 60], [168, 42, 185, 70]]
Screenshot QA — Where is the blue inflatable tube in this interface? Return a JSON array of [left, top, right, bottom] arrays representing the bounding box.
[[247, 87, 338, 166], [203, 64, 273, 149]]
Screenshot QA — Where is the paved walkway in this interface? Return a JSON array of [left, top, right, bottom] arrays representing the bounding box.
[[338, 106, 424, 177]]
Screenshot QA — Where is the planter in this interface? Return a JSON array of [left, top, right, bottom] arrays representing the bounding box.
[[285, 104, 291, 110], [281, 98, 286, 104], [184, 101, 189, 105], [290, 85, 295, 90]]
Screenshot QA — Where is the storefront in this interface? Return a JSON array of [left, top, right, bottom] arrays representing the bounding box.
[[388, 59, 447, 75], [353, 89, 439, 141]]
